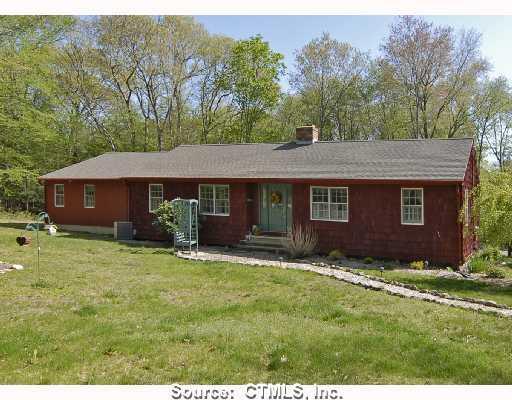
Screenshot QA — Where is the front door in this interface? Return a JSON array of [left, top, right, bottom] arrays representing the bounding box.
[[259, 184, 292, 232]]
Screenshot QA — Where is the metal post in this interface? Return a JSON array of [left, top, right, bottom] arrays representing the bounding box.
[[36, 225, 40, 282], [189, 201, 192, 254]]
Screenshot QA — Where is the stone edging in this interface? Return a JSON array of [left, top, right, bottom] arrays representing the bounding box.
[[0, 262, 24, 274], [312, 262, 512, 311], [177, 251, 512, 318]]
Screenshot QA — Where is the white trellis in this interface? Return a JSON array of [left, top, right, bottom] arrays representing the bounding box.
[[171, 198, 199, 254]]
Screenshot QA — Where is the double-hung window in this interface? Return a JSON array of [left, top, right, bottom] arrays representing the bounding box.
[[84, 184, 95, 208], [199, 184, 229, 216], [401, 188, 423, 225], [310, 186, 348, 222], [54, 184, 64, 207], [149, 184, 163, 213]]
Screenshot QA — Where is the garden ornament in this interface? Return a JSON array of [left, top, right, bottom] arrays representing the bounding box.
[[16, 212, 54, 282]]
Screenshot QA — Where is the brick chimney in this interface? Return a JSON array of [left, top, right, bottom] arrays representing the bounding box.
[[295, 125, 319, 144]]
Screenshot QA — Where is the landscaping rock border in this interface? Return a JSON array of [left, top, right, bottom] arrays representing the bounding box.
[[177, 249, 512, 318], [317, 263, 512, 310], [0, 261, 24, 274]]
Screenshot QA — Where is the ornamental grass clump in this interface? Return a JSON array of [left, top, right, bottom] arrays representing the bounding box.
[[282, 224, 318, 258], [468, 257, 488, 274]]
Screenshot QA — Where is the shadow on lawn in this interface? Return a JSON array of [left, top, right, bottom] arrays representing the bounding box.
[[0, 222, 30, 230], [0, 221, 171, 250], [389, 273, 512, 298], [58, 230, 171, 248]]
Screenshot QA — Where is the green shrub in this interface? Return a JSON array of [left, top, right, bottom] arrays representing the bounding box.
[[468, 257, 489, 274], [485, 266, 506, 279], [409, 260, 425, 270], [152, 200, 179, 237], [363, 257, 374, 264], [327, 249, 344, 261], [479, 246, 503, 262]]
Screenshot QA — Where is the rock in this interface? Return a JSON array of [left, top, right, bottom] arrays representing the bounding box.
[[11, 264, 24, 270]]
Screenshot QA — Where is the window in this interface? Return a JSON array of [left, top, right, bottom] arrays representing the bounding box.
[[401, 188, 423, 225], [84, 184, 95, 208], [199, 184, 229, 216], [149, 184, 163, 213], [310, 186, 348, 222], [54, 184, 64, 207], [465, 188, 470, 226]]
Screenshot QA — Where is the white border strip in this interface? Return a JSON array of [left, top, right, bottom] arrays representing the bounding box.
[[1, 385, 512, 400], [2, 0, 512, 15]]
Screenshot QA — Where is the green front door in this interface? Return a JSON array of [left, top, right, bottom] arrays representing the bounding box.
[[259, 184, 292, 232]]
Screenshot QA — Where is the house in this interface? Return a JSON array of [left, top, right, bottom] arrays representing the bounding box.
[[40, 126, 478, 266]]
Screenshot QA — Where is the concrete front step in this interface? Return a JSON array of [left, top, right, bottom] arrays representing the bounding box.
[[242, 235, 288, 247], [239, 240, 284, 248], [236, 235, 290, 254], [235, 244, 288, 254]]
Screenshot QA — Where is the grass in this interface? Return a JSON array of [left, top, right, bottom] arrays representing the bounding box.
[[363, 269, 512, 307], [1, 218, 512, 383]]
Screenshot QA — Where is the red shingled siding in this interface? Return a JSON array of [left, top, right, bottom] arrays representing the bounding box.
[[128, 181, 251, 244], [128, 179, 466, 265], [44, 180, 129, 227], [293, 183, 462, 266]]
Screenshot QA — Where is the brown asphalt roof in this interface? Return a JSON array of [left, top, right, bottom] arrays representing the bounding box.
[[40, 138, 473, 181]]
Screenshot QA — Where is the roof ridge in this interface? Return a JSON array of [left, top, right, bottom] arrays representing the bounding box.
[[177, 137, 474, 147], [177, 142, 288, 147]]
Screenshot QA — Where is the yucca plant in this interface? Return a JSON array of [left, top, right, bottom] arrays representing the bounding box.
[[282, 224, 318, 258]]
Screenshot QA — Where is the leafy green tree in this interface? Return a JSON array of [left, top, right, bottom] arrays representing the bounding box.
[[382, 16, 488, 138], [291, 32, 370, 140], [228, 35, 285, 142], [471, 77, 511, 168], [474, 169, 512, 256], [195, 35, 234, 144], [0, 16, 74, 210]]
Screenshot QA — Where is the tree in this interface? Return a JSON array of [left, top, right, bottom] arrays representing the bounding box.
[[474, 169, 512, 255], [471, 77, 510, 168], [371, 59, 410, 139], [155, 16, 207, 147], [194, 35, 234, 144], [382, 16, 488, 138], [486, 104, 512, 170], [228, 35, 285, 142], [0, 16, 74, 210], [291, 33, 373, 140]]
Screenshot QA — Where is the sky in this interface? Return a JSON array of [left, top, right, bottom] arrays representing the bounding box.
[[195, 15, 512, 91]]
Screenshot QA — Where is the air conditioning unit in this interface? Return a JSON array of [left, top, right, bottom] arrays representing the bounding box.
[[114, 221, 133, 240]]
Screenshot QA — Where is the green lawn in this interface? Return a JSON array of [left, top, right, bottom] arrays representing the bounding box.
[[363, 269, 512, 308], [1, 220, 512, 384]]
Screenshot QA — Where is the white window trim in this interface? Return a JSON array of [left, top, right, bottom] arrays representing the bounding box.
[[148, 183, 164, 213], [199, 184, 230, 216], [54, 184, 64, 208], [310, 186, 349, 223], [83, 184, 95, 209], [401, 187, 424, 226]]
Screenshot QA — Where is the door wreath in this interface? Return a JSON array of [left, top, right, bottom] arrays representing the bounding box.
[[270, 191, 282, 205]]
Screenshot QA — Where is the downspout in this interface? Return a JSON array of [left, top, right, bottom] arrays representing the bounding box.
[[126, 180, 131, 221], [457, 184, 464, 268]]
